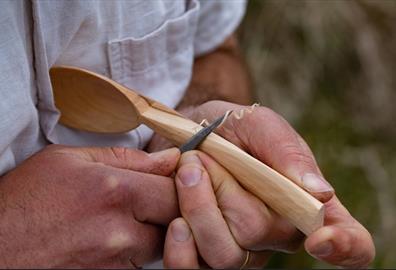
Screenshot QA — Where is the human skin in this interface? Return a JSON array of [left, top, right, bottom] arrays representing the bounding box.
[[0, 31, 374, 268], [162, 101, 375, 268], [0, 145, 180, 268], [0, 34, 250, 268], [148, 35, 375, 268]]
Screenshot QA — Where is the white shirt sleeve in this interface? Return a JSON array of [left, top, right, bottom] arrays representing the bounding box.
[[194, 0, 247, 56]]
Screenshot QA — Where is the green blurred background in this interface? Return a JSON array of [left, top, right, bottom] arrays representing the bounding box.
[[238, 0, 396, 268]]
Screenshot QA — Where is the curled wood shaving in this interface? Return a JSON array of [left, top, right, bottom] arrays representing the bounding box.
[[197, 103, 260, 130]]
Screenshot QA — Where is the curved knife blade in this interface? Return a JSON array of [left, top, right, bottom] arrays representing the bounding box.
[[179, 113, 229, 153]]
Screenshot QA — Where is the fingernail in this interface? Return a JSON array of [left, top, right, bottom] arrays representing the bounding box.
[[148, 148, 179, 159], [180, 153, 202, 165], [177, 166, 202, 187], [309, 241, 334, 258], [171, 220, 191, 242], [302, 173, 334, 193]]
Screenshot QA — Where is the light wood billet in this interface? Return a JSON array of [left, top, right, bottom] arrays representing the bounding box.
[[141, 107, 324, 235]]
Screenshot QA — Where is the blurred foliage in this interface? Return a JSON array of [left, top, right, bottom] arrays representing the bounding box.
[[238, 0, 396, 268]]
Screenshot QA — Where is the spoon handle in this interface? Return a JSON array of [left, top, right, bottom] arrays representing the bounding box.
[[141, 106, 324, 235]]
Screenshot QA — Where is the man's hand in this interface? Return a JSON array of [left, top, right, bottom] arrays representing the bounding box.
[[0, 145, 180, 268], [162, 100, 375, 268]]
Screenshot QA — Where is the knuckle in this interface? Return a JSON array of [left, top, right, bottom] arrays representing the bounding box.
[[242, 222, 271, 248], [335, 228, 375, 268], [100, 174, 131, 206], [105, 229, 134, 254], [93, 216, 136, 257], [109, 147, 129, 162], [222, 199, 272, 249], [229, 211, 272, 249], [105, 175, 121, 191], [109, 147, 146, 163], [181, 202, 216, 221], [281, 143, 315, 169], [208, 247, 242, 269]]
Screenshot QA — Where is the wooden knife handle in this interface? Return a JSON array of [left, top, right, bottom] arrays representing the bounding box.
[[141, 107, 324, 235]]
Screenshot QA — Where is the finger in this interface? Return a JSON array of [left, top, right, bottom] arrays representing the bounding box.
[[162, 214, 272, 269], [196, 151, 305, 253], [194, 101, 334, 202], [73, 146, 180, 176], [163, 218, 199, 269], [146, 133, 176, 153], [305, 196, 375, 268], [175, 152, 246, 268], [90, 213, 165, 268], [121, 222, 165, 267], [100, 168, 179, 225]]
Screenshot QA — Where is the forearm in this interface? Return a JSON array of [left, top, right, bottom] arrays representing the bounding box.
[[177, 34, 253, 111]]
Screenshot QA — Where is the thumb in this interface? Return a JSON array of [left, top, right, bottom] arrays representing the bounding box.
[[304, 197, 375, 268], [76, 146, 180, 176], [185, 101, 335, 202], [305, 224, 375, 268], [239, 111, 335, 202], [211, 102, 336, 203]]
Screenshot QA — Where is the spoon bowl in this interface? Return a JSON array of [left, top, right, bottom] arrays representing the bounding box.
[[50, 66, 147, 133]]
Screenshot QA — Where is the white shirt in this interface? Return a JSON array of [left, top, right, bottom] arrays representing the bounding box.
[[0, 0, 245, 176]]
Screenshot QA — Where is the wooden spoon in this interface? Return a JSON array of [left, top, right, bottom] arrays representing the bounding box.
[[50, 66, 324, 235]]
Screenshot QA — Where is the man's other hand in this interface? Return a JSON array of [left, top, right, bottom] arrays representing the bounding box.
[[163, 100, 375, 268]]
